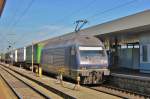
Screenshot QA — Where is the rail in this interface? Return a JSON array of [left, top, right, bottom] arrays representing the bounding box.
[[0, 64, 64, 99], [0, 63, 75, 99]]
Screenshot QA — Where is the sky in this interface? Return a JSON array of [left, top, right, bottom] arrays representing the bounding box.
[[0, 0, 150, 52]]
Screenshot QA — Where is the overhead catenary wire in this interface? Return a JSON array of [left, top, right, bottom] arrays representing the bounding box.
[[9, 0, 35, 44], [8, 0, 35, 34], [4, 1, 21, 34], [46, 0, 139, 33], [21, 0, 141, 47], [44, 0, 139, 37], [47, 0, 142, 37], [19, 0, 97, 46], [0, 1, 22, 51], [50, 0, 97, 26], [86, 0, 138, 21], [8, 0, 146, 50], [1, 0, 35, 52]]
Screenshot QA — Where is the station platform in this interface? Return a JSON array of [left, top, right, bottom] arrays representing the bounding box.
[[111, 67, 150, 81], [0, 76, 17, 99], [111, 67, 150, 77], [1, 63, 120, 99]]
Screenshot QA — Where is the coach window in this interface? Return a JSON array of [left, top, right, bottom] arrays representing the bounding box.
[[142, 45, 148, 62]]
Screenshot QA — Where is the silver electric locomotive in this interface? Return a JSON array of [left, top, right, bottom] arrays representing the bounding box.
[[41, 34, 109, 84]]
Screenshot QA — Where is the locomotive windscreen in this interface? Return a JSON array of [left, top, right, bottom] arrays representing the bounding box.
[[79, 46, 107, 65]]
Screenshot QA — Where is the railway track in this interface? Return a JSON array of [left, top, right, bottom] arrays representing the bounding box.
[[2, 63, 149, 99], [89, 84, 150, 99], [0, 64, 62, 99], [0, 76, 18, 99]]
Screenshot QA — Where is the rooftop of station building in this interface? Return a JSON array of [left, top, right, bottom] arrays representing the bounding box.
[[47, 9, 150, 42], [24, 10, 150, 47], [50, 9, 150, 45], [78, 9, 150, 36]]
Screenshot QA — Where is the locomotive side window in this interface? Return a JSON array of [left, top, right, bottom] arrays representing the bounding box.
[[50, 56, 53, 64], [71, 46, 75, 55]]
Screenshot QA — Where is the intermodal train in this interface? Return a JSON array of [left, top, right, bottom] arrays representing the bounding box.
[[1, 34, 110, 84]]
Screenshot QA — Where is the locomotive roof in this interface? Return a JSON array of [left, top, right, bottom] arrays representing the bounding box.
[[43, 34, 103, 49]]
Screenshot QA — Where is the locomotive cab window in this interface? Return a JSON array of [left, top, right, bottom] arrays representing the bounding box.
[[80, 50, 105, 57], [79, 46, 107, 65]]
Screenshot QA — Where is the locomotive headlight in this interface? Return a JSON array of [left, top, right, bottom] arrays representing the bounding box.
[[80, 61, 90, 64], [103, 60, 108, 64], [100, 60, 108, 64]]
